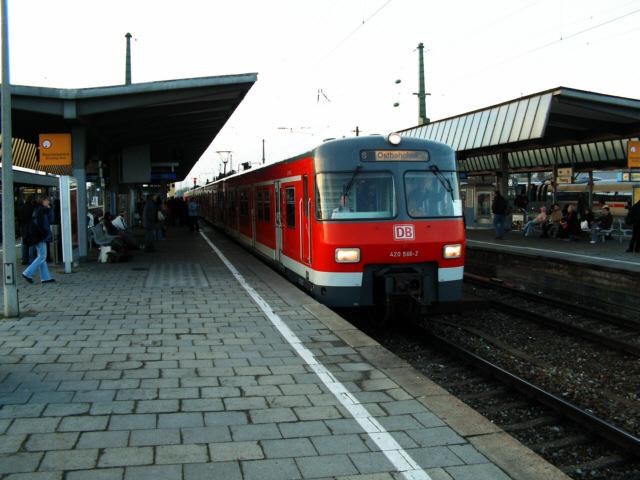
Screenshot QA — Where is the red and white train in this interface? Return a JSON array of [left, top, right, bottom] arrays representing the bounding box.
[[186, 134, 465, 316]]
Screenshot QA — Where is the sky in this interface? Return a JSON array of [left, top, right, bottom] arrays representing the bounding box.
[[7, 0, 640, 186]]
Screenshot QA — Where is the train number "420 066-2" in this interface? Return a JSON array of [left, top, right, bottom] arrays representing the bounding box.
[[389, 251, 420, 258]]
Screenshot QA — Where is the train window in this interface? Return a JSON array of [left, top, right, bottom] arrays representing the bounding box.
[[285, 187, 295, 228], [239, 190, 249, 217], [256, 189, 271, 223], [256, 191, 263, 221], [405, 171, 461, 218], [315, 172, 395, 220], [264, 190, 271, 222]]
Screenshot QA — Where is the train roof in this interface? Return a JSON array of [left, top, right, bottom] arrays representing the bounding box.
[[189, 134, 455, 194]]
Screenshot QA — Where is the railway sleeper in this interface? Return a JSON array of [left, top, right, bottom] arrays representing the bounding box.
[[480, 400, 531, 415], [560, 454, 627, 474], [502, 416, 560, 432], [529, 434, 591, 453], [457, 387, 507, 401]]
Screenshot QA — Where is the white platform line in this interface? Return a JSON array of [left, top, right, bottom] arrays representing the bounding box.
[[468, 240, 640, 267], [199, 231, 432, 480]]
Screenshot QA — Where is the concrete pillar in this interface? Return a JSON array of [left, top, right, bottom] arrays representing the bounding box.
[[128, 187, 137, 227], [72, 125, 88, 257]]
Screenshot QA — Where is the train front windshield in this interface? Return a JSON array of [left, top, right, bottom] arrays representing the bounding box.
[[315, 172, 396, 220], [404, 170, 461, 218]]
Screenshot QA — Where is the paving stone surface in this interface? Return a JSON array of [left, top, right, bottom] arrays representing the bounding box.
[[0, 228, 516, 479]]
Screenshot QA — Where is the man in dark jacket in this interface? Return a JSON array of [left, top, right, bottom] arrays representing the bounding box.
[[491, 190, 508, 239], [143, 195, 158, 253], [626, 200, 640, 253], [22, 197, 55, 284]]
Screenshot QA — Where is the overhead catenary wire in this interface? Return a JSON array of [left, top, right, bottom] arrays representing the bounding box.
[[319, 0, 393, 62], [450, 5, 640, 85]]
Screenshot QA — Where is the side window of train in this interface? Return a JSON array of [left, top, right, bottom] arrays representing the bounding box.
[[256, 189, 271, 223], [264, 189, 271, 222], [256, 191, 264, 222], [239, 190, 249, 218], [285, 187, 296, 228]]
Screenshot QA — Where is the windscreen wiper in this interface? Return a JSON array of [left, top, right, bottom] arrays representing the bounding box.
[[342, 165, 363, 198], [429, 165, 454, 201]]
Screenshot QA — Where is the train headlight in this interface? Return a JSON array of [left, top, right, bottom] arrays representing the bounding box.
[[387, 132, 402, 145], [335, 248, 361, 263], [443, 244, 462, 259]]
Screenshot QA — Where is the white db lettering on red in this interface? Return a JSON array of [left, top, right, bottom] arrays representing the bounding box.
[[393, 224, 415, 241]]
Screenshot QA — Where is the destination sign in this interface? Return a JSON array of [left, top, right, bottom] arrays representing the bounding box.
[[361, 150, 430, 162]]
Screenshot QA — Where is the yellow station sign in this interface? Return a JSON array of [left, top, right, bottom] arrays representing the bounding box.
[[39, 133, 72, 166], [628, 140, 640, 169]]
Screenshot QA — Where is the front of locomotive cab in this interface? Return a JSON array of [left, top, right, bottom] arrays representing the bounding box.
[[310, 135, 465, 311]]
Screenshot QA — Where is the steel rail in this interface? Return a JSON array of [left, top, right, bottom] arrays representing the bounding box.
[[464, 272, 640, 331], [427, 331, 640, 456], [486, 299, 640, 357]]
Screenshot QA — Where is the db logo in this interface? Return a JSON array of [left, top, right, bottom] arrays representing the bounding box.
[[393, 224, 415, 241]]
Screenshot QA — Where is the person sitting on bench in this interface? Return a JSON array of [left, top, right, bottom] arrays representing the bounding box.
[[589, 206, 613, 244], [522, 207, 547, 237]]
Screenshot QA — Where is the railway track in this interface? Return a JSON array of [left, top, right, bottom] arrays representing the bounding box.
[[345, 284, 640, 480], [428, 326, 640, 456], [358, 319, 640, 479], [464, 272, 640, 357]]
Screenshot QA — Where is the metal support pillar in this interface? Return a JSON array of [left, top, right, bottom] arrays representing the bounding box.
[[552, 166, 558, 204], [128, 187, 136, 227], [416, 43, 430, 125], [497, 153, 509, 196], [588, 171, 594, 208], [72, 126, 88, 257], [1, 0, 19, 317]]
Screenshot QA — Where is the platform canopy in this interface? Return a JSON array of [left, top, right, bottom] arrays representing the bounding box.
[[2, 73, 257, 180], [402, 87, 640, 173]]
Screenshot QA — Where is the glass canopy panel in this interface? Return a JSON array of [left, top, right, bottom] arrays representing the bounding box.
[[452, 116, 468, 150], [472, 110, 490, 149], [595, 142, 608, 161], [432, 122, 444, 142], [490, 105, 509, 146], [519, 95, 541, 141], [446, 117, 461, 145], [499, 102, 518, 144], [465, 112, 482, 150], [481, 108, 499, 146], [530, 93, 552, 138], [440, 120, 453, 146], [508, 99, 529, 143]]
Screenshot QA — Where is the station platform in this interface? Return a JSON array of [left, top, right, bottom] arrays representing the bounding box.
[[0, 227, 568, 480], [466, 228, 640, 273], [465, 228, 640, 320]]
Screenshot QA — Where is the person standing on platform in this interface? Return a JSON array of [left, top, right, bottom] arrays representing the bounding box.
[[143, 195, 158, 253], [626, 199, 640, 253], [21, 197, 55, 284], [188, 198, 200, 232], [491, 190, 508, 239]]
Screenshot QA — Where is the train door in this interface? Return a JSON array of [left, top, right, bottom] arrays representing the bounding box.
[[301, 175, 311, 265], [274, 181, 282, 263], [251, 186, 257, 249], [280, 182, 300, 262]]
